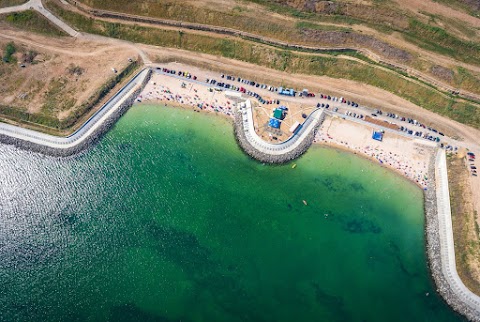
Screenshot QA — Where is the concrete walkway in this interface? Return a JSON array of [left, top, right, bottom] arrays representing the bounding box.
[[435, 150, 480, 318], [0, 68, 150, 149], [31, 0, 78, 37], [238, 100, 324, 156], [0, 0, 79, 37], [0, 0, 31, 14]]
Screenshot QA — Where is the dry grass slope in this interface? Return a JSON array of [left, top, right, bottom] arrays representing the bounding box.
[[45, 0, 480, 129], [0, 0, 27, 8], [448, 155, 480, 296], [0, 10, 67, 37]]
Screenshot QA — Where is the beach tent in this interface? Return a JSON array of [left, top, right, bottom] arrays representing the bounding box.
[[372, 131, 383, 142], [273, 108, 284, 120], [269, 118, 281, 129]]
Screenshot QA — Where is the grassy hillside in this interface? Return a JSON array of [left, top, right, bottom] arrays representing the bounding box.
[[0, 0, 27, 8], [70, 0, 480, 98], [77, 0, 480, 66], [0, 10, 67, 36], [45, 0, 480, 129]]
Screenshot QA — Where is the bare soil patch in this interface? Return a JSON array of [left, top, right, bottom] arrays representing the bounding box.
[[0, 27, 136, 123], [300, 28, 412, 62], [394, 0, 480, 29]]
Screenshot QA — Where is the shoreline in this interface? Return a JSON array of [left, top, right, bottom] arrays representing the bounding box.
[[137, 99, 235, 122], [136, 101, 480, 320], [141, 101, 429, 190], [0, 66, 479, 320], [314, 140, 427, 190]]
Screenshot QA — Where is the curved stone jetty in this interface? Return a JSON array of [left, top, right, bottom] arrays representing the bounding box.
[[234, 100, 325, 163], [0, 68, 152, 156]]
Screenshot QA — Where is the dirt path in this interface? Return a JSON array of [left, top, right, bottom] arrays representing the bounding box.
[[394, 0, 480, 28], [0, 29, 125, 56]]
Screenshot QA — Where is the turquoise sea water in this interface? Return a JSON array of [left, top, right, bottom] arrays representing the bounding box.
[[0, 104, 464, 321]]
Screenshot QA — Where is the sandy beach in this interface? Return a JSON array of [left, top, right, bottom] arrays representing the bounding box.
[[137, 70, 238, 119], [314, 116, 435, 189], [139, 70, 434, 189], [137, 64, 480, 196]]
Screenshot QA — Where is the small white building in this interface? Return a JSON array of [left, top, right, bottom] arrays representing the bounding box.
[[290, 121, 301, 133], [225, 90, 242, 99]]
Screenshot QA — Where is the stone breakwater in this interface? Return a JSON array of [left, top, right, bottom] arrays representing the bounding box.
[[232, 109, 320, 164], [0, 69, 152, 157], [425, 151, 480, 322]]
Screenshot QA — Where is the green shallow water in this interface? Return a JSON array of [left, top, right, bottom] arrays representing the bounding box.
[[0, 104, 464, 321]]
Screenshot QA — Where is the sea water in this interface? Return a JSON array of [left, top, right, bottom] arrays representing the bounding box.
[[0, 104, 464, 321]]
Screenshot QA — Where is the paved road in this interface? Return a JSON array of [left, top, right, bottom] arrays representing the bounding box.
[[0, 0, 79, 37], [0, 1, 31, 14], [30, 0, 79, 37], [0, 68, 150, 149]]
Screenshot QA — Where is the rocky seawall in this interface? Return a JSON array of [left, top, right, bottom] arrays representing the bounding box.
[[0, 69, 152, 157], [232, 109, 320, 164]]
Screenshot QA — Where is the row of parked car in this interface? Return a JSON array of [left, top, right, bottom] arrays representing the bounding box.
[[468, 152, 477, 177], [157, 67, 199, 81], [319, 94, 359, 107], [399, 126, 441, 142], [316, 103, 330, 109], [221, 74, 279, 92], [221, 73, 367, 108], [382, 111, 445, 136], [208, 78, 281, 105], [345, 111, 364, 119]]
